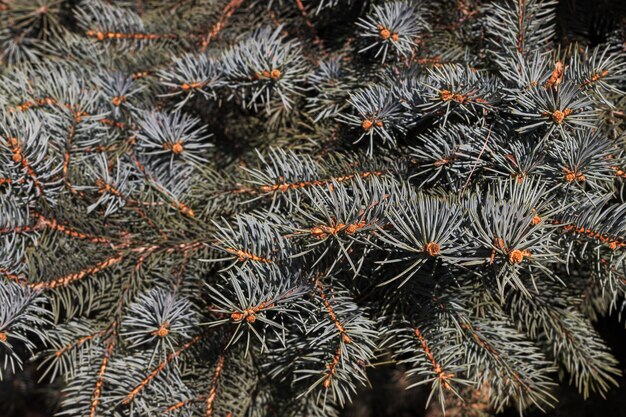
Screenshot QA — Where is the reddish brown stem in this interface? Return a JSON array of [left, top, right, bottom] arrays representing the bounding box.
[[123, 335, 202, 404], [201, 0, 245, 50], [204, 354, 225, 417]]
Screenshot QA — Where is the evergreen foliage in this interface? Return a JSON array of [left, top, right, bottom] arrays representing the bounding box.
[[0, 0, 625, 416]]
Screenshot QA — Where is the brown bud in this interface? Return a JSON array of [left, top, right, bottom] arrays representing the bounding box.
[[439, 90, 454, 101], [111, 96, 125, 106], [551, 110, 565, 124], [362, 119, 374, 131], [171, 142, 184, 154], [155, 323, 169, 337], [508, 249, 526, 264], [425, 242, 441, 257], [345, 223, 359, 235], [311, 227, 327, 239]]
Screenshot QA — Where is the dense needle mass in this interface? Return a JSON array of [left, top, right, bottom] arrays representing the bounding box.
[[0, 1, 625, 416]]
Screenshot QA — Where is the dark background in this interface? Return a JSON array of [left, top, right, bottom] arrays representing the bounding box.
[[1, 0, 625, 416], [342, 311, 626, 417], [3, 310, 624, 417]]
